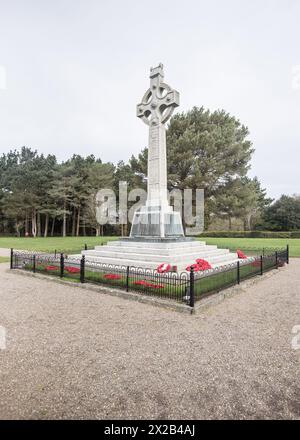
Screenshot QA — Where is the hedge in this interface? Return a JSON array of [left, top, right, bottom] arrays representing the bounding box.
[[199, 231, 300, 238]]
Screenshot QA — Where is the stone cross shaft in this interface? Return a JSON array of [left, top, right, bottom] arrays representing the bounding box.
[[137, 63, 179, 208]]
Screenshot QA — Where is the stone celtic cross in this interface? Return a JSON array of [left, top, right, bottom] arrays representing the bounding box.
[[136, 63, 179, 209], [130, 64, 183, 238], [137, 63, 180, 126]]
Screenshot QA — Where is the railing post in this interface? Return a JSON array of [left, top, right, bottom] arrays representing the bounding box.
[[80, 255, 85, 283], [237, 261, 240, 284], [189, 266, 195, 308], [54, 249, 57, 259], [60, 253, 64, 278], [126, 266, 130, 292], [10, 248, 13, 269], [275, 251, 278, 269], [260, 255, 263, 275], [84, 243, 87, 251], [287, 244, 289, 264], [33, 255, 36, 273]]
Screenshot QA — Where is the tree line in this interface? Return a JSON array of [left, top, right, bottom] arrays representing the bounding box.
[[0, 106, 297, 236]]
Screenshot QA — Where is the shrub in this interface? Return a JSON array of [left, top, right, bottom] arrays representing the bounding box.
[[200, 231, 294, 238]]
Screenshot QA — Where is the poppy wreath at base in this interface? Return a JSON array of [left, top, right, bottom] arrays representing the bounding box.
[[65, 266, 80, 274], [156, 263, 171, 273], [104, 273, 122, 280], [46, 266, 59, 271], [186, 259, 212, 272], [237, 249, 247, 259], [196, 259, 212, 270]]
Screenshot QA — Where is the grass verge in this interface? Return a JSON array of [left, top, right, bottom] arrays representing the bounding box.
[[0, 236, 117, 254], [199, 237, 298, 257]]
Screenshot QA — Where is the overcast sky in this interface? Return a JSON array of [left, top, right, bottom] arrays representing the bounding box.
[[0, 0, 299, 199]]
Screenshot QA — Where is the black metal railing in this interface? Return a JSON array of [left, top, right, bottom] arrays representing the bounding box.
[[10, 245, 289, 309]]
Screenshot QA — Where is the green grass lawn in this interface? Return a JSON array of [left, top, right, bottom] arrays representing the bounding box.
[[0, 236, 117, 254], [0, 257, 9, 263], [0, 235, 298, 257], [202, 237, 298, 257]]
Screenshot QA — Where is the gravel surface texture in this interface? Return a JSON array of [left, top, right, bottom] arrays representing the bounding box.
[[0, 261, 299, 420]]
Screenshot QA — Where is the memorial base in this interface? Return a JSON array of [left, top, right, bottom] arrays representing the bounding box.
[[130, 205, 184, 238], [80, 237, 238, 272]]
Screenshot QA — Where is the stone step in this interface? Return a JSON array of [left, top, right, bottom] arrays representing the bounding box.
[[76, 238, 240, 271], [83, 248, 228, 263], [107, 240, 207, 249], [82, 252, 238, 270], [93, 244, 219, 256]]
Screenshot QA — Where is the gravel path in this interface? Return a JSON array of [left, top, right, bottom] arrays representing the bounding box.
[[0, 261, 299, 420]]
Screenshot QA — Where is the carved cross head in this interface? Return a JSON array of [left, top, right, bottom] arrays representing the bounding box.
[[137, 63, 180, 126]]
